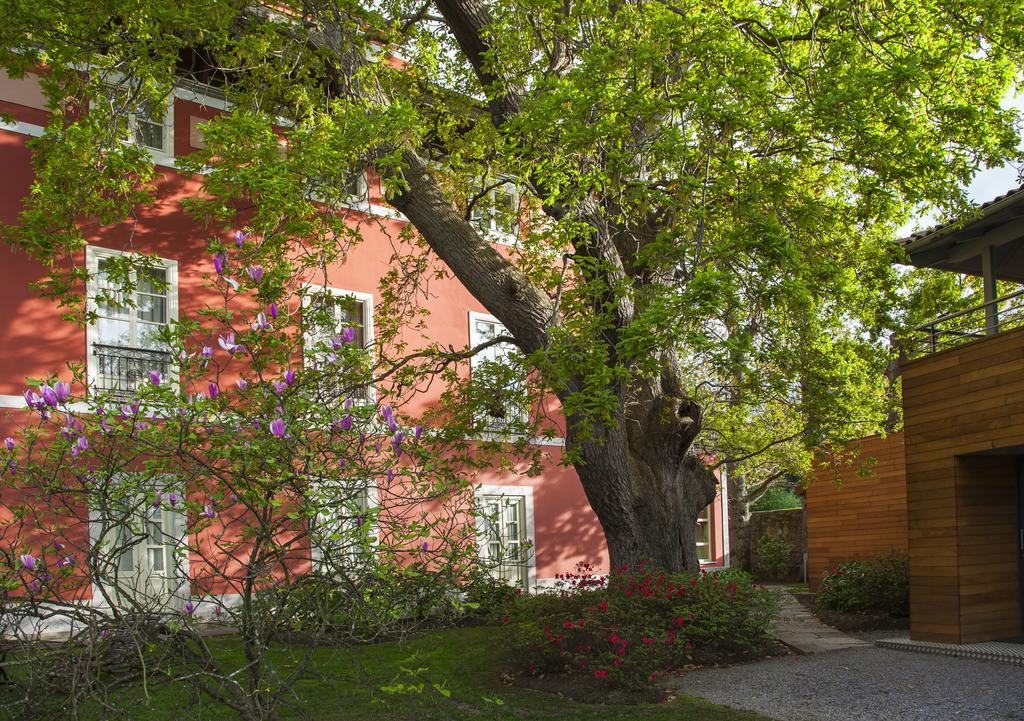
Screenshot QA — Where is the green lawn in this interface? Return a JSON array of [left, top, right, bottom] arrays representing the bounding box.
[[7, 625, 773, 721]]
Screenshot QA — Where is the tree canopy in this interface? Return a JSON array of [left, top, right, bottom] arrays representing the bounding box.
[[1, 0, 1022, 570]]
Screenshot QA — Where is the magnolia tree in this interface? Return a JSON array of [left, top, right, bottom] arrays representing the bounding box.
[[2, 0, 1023, 574], [0, 240, 537, 721]]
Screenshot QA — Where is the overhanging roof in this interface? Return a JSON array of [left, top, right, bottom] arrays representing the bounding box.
[[897, 187, 1024, 283]]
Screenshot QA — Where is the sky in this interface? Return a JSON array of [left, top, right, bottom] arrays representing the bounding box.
[[901, 90, 1024, 236]]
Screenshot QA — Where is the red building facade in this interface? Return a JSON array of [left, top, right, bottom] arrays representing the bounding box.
[[0, 70, 728, 610]]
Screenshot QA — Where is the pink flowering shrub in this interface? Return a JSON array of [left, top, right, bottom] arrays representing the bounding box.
[[508, 563, 778, 690]]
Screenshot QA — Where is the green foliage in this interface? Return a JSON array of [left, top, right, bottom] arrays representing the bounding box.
[[751, 487, 802, 512], [818, 552, 910, 617], [505, 564, 778, 692], [754, 530, 793, 582]]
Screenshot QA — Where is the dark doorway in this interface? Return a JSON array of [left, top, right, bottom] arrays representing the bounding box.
[[1018, 458, 1024, 637]]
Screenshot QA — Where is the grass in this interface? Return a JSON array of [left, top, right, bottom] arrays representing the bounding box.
[[4, 625, 774, 721]]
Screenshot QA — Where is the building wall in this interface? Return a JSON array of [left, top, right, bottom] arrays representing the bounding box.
[[0, 76, 729, 603], [749, 508, 804, 582], [903, 329, 1024, 643], [806, 432, 908, 591]]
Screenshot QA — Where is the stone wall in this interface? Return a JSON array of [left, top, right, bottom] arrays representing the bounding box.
[[749, 508, 805, 582]]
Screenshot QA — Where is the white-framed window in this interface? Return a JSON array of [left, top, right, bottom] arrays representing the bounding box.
[[302, 286, 375, 402], [476, 485, 536, 592], [308, 478, 377, 572], [696, 505, 713, 563], [470, 180, 519, 241], [89, 480, 189, 612], [85, 246, 178, 400], [344, 171, 369, 204], [118, 94, 175, 164], [469, 312, 527, 433]]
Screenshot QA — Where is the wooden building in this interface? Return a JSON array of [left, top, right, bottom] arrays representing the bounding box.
[[899, 188, 1024, 643], [805, 433, 908, 591]]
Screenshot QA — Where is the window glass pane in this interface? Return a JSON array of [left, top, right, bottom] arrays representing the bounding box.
[[97, 317, 132, 346], [494, 187, 517, 235], [133, 104, 165, 151], [136, 267, 166, 296]]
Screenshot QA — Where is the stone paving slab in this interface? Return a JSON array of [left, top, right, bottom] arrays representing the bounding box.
[[771, 588, 869, 654]]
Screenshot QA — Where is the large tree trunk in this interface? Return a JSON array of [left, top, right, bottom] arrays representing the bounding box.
[[726, 468, 754, 571], [566, 381, 717, 573]]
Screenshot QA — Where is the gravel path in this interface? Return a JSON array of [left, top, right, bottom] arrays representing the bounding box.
[[674, 646, 1024, 721]]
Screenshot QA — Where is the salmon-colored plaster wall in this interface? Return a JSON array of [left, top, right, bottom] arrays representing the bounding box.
[[0, 82, 726, 590]]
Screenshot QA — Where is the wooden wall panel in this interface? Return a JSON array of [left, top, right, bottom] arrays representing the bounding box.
[[806, 433, 908, 591], [903, 327, 1024, 643]]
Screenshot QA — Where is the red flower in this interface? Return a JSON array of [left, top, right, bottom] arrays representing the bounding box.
[[597, 600, 609, 611], [594, 670, 608, 679]]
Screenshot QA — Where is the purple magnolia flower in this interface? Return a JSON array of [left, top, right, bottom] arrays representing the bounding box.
[[100, 629, 110, 639], [28, 579, 41, 594], [4, 437, 14, 450], [272, 380, 287, 395], [53, 382, 71, 403], [268, 302, 278, 319], [342, 327, 356, 344], [270, 418, 286, 438], [230, 493, 238, 504], [53, 540, 64, 551], [101, 417, 112, 434], [252, 312, 269, 331], [226, 277, 240, 291], [168, 492, 178, 507], [343, 398, 354, 411], [19, 554, 35, 571], [236, 378, 248, 391], [339, 415, 353, 431], [330, 336, 342, 350], [284, 369, 296, 386], [215, 605, 223, 617], [40, 385, 58, 408], [420, 541, 429, 552], [338, 459, 347, 470], [247, 266, 264, 283], [252, 419, 261, 430], [56, 555, 74, 569], [70, 436, 88, 457], [201, 346, 214, 359], [204, 504, 216, 519], [208, 382, 220, 400], [386, 468, 395, 482], [184, 601, 195, 616], [213, 251, 226, 275], [234, 230, 247, 248], [218, 333, 240, 354], [23, 390, 43, 410], [414, 424, 423, 439], [374, 440, 381, 453], [380, 405, 393, 420], [152, 494, 162, 509], [148, 370, 162, 386]]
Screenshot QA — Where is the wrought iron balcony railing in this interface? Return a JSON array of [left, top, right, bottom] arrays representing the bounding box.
[[92, 344, 172, 400], [905, 290, 1024, 359]]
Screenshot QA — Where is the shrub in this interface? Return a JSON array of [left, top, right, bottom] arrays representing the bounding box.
[[755, 529, 793, 581], [817, 552, 909, 616], [509, 563, 778, 692]]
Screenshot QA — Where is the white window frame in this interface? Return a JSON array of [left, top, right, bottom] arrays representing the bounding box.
[[110, 89, 175, 167], [301, 285, 376, 403], [85, 246, 179, 397], [308, 479, 379, 571], [470, 179, 520, 244], [88, 479, 189, 613], [475, 484, 536, 592], [469, 311, 528, 434], [696, 504, 713, 564]]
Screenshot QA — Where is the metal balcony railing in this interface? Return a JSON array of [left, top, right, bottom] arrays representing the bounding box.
[[905, 290, 1024, 359], [92, 344, 172, 400]]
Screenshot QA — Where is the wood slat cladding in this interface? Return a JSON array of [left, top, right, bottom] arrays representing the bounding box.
[[903, 328, 1024, 643], [806, 433, 908, 591]]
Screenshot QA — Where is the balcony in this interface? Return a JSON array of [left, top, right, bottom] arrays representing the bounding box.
[[92, 344, 172, 400], [905, 290, 1024, 359]]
